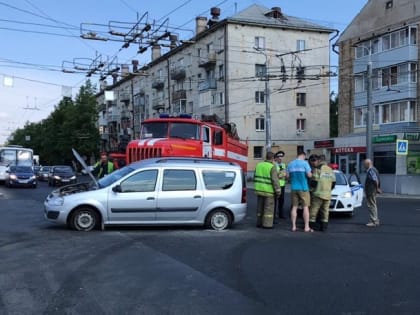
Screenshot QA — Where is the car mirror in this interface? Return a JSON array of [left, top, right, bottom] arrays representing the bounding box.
[[112, 185, 122, 193], [350, 181, 359, 187]]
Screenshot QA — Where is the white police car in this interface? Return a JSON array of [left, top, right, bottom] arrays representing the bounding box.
[[330, 170, 364, 216]]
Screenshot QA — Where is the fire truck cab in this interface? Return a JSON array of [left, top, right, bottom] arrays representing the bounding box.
[[126, 114, 248, 171]]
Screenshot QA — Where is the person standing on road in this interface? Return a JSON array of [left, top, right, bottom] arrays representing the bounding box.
[[93, 152, 114, 179], [254, 151, 282, 229], [274, 151, 287, 222], [287, 151, 313, 232], [364, 159, 381, 227], [308, 155, 336, 232]]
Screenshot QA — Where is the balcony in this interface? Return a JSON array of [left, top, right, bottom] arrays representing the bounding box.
[[152, 98, 165, 110], [98, 116, 108, 126], [170, 67, 186, 81], [199, 52, 216, 69], [198, 78, 217, 91], [152, 79, 165, 90], [172, 89, 187, 101], [107, 114, 121, 122], [119, 92, 130, 102], [97, 103, 106, 112], [120, 109, 131, 120]]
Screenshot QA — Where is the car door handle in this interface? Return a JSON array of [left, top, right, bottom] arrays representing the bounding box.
[[193, 195, 202, 199], [147, 197, 155, 200]]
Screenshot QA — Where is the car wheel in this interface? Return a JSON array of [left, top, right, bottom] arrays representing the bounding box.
[[70, 208, 99, 231], [206, 208, 232, 231]]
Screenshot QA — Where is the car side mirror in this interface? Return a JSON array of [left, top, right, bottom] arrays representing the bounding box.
[[112, 185, 122, 193]]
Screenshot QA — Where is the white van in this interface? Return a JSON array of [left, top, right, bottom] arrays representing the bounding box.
[[44, 154, 247, 231]]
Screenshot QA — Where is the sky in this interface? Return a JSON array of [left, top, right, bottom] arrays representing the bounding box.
[[0, 0, 367, 145]]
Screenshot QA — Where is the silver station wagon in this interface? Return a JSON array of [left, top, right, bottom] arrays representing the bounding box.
[[44, 151, 247, 231]]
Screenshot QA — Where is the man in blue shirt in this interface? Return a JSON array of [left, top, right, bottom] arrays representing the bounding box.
[[286, 151, 313, 232]]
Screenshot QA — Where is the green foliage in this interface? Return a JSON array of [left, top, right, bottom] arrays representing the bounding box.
[[7, 80, 100, 165]]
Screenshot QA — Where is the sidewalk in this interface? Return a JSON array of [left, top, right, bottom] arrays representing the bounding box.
[[246, 181, 420, 199]]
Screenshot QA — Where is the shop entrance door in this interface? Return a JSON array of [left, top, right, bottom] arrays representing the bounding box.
[[339, 156, 349, 174]]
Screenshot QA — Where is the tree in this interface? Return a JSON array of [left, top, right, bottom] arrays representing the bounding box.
[[8, 80, 100, 165], [330, 92, 338, 138]]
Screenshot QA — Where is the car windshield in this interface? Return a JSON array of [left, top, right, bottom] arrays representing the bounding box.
[[140, 122, 168, 139], [41, 166, 50, 172], [14, 166, 33, 173], [169, 123, 200, 140], [335, 172, 348, 186], [97, 165, 136, 188]]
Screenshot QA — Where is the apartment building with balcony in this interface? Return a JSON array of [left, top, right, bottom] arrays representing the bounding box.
[[336, 0, 420, 194], [96, 4, 334, 171]]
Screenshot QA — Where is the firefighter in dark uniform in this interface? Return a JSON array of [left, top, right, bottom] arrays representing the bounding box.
[[254, 151, 282, 228], [274, 151, 287, 222]]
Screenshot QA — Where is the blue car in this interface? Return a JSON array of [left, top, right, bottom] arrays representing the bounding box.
[[5, 165, 37, 188]]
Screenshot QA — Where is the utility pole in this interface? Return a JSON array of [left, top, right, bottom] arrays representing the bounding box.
[[265, 63, 272, 153], [366, 59, 373, 161]]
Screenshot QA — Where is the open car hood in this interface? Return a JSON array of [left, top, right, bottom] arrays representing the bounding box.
[[72, 148, 98, 187]]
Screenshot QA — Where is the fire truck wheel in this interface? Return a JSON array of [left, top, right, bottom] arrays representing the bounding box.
[[206, 208, 232, 231]]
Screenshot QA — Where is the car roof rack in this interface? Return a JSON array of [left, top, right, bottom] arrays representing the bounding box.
[[155, 157, 235, 166]]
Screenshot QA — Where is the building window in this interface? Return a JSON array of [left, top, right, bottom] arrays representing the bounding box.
[[256, 117, 265, 131], [354, 107, 367, 127], [253, 146, 264, 159], [374, 151, 396, 174], [410, 26, 417, 44], [255, 91, 265, 104], [296, 93, 306, 106], [296, 39, 306, 51], [255, 64, 267, 77], [410, 63, 417, 83], [218, 64, 224, 79], [382, 34, 390, 51], [219, 92, 224, 105], [207, 42, 214, 53], [355, 75, 366, 92], [197, 48, 202, 58], [296, 118, 306, 131], [255, 36, 265, 49]]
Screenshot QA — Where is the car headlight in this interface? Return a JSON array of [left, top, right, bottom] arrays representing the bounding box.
[[70, 175, 76, 180], [10, 174, 17, 180], [48, 197, 64, 206], [54, 175, 61, 180], [340, 191, 352, 198], [30, 175, 36, 180]]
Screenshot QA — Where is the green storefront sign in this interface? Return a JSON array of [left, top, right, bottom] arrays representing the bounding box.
[[372, 135, 397, 143], [404, 133, 420, 141]]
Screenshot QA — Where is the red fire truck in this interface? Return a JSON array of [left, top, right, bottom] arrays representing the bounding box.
[[126, 114, 248, 171]]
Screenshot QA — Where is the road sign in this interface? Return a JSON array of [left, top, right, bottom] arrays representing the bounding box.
[[396, 139, 408, 155]]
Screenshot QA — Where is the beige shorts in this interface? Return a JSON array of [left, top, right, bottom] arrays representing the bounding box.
[[291, 191, 311, 207]]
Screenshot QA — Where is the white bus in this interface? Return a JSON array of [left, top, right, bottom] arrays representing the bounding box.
[[0, 145, 34, 181]]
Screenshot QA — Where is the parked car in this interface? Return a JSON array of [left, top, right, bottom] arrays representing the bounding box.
[[44, 156, 247, 232], [33, 165, 41, 178], [5, 165, 37, 188], [48, 165, 77, 186], [37, 166, 51, 181], [330, 170, 364, 216]]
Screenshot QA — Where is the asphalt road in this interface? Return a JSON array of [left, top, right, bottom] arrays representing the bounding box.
[[1, 179, 420, 315]]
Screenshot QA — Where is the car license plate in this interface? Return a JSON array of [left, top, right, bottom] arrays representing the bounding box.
[[62, 179, 70, 182]]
